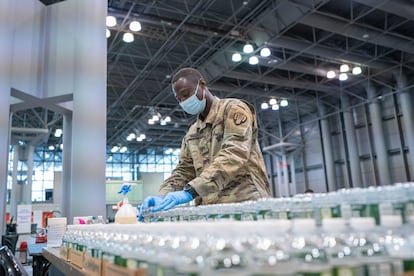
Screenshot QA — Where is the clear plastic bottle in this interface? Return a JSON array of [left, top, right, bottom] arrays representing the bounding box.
[[248, 220, 295, 276], [321, 218, 365, 275], [377, 215, 414, 275], [347, 217, 392, 276], [290, 218, 333, 275]]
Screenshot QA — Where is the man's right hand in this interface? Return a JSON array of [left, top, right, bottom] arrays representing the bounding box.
[[138, 195, 165, 221]]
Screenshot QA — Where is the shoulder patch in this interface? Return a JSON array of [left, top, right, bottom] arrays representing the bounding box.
[[233, 112, 247, 125]]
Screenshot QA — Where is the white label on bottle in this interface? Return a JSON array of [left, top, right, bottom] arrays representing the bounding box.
[[320, 207, 332, 218], [341, 204, 352, 220]]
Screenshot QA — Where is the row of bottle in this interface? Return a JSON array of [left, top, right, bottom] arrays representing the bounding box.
[[62, 216, 414, 276], [141, 182, 414, 225]]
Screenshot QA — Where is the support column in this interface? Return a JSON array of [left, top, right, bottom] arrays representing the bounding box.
[[290, 156, 297, 195], [367, 83, 391, 186], [69, 0, 107, 221], [61, 113, 72, 218], [0, 0, 13, 233], [320, 105, 336, 191], [10, 148, 19, 218], [282, 153, 289, 196], [276, 156, 282, 197], [342, 95, 363, 187], [396, 73, 414, 180], [22, 145, 35, 204]]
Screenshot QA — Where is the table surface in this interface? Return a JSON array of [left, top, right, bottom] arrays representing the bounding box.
[[42, 247, 86, 276], [28, 243, 47, 256]]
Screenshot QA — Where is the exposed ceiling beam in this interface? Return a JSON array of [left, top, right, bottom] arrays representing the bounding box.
[[352, 0, 414, 20], [300, 13, 414, 54]]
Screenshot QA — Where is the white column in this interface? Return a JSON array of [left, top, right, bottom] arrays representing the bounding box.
[[22, 145, 35, 204], [69, 0, 107, 220], [0, 0, 14, 233], [10, 148, 19, 218]]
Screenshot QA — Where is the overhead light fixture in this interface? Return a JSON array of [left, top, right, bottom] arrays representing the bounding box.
[[339, 73, 348, 81], [280, 99, 288, 107], [106, 29, 111, 38], [352, 66, 362, 75], [340, 64, 349, 73], [148, 118, 154, 125], [123, 32, 134, 43], [269, 98, 277, 105], [232, 53, 242, 62], [164, 116, 171, 123], [129, 21, 142, 32], [54, 129, 62, 137], [261, 102, 269, 110], [119, 146, 127, 153], [243, 43, 254, 54], [260, 47, 271, 57], [261, 98, 288, 110], [326, 70, 336, 79], [111, 146, 119, 153], [249, 56, 259, 65], [106, 16, 117, 27]]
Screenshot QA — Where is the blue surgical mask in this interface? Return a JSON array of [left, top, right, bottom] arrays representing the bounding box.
[[179, 81, 206, 115]]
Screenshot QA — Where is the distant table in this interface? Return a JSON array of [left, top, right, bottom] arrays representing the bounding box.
[[28, 243, 49, 276]]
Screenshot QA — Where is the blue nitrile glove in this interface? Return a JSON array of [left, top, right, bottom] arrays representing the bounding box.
[[138, 195, 165, 221], [118, 184, 132, 195], [151, 191, 193, 212]]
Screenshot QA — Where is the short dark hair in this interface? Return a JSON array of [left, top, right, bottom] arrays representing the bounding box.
[[304, 188, 314, 193], [171, 67, 203, 87]]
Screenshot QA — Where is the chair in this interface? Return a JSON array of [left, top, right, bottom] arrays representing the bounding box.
[[0, 246, 28, 276], [1, 234, 19, 255]]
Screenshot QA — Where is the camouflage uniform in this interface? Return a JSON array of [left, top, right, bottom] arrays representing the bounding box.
[[159, 97, 272, 205]]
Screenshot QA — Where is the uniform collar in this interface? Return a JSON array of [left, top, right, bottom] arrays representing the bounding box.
[[195, 96, 220, 130]]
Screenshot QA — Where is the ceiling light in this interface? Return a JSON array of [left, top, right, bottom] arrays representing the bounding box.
[[352, 66, 362, 75], [164, 116, 171, 123], [129, 21, 142, 32], [106, 29, 111, 38], [139, 134, 146, 140], [339, 73, 348, 81], [160, 120, 167, 126], [123, 32, 134, 43], [269, 98, 277, 105], [280, 99, 288, 107], [48, 145, 55, 150], [340, 64, 349, 73], [326, 70, 336, 79], [260, 47, 271, 57], [106, 16, 117, 27], [54, 128, 62, 137], [111, 146, 119, 153], [261, 102, 269, 110], [119, 146, 127, 153], [232, 53, 242, 62], [148, 118, 154, 125], [243, 44, 254, 54], [248, 56, 259, 65], [272, 104, 279, 110]]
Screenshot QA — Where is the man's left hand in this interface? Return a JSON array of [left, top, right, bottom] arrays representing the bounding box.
[[151, 190, 193, 212]]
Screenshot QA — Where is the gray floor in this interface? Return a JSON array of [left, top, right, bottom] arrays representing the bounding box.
[[24, 265, 33, 276]]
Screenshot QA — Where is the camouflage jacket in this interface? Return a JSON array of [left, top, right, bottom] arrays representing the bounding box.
[[159, 97, 272, 205]]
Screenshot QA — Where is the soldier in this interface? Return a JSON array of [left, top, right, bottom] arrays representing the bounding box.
[[139, 67, 271, 220]]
